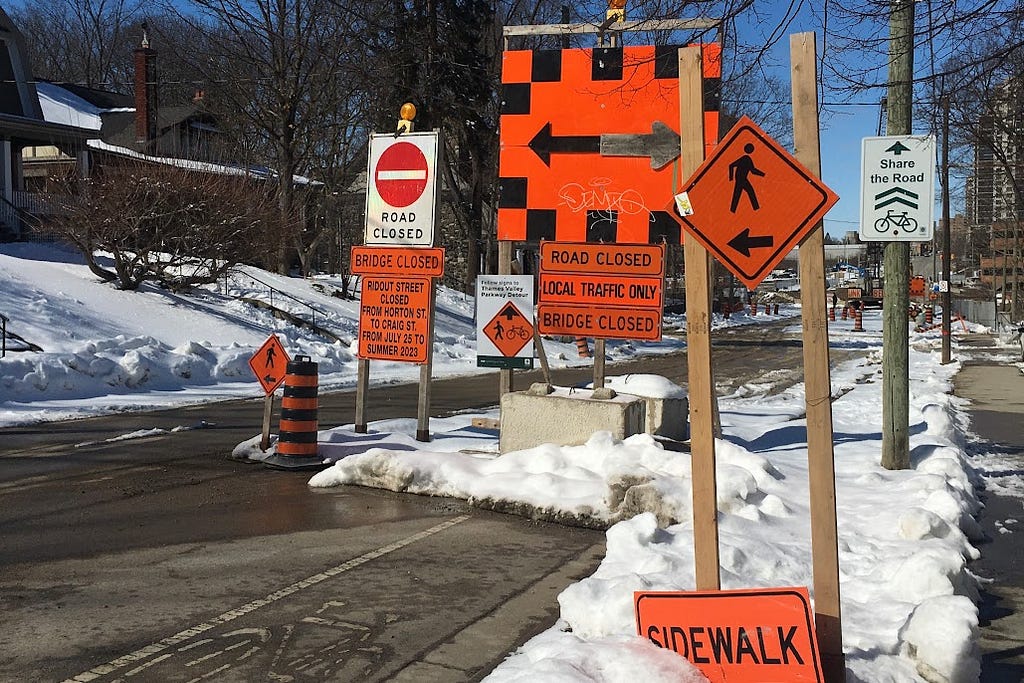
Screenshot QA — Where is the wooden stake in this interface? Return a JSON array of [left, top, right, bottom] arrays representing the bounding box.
[[499, 240, 514, 397], [594, 339, 606, 389], [354, 358, 369, 433], [416, 279, 437, 442], [533, 323, 552, 386], [679, 45, 720, 591], [261, 392, 274, 451], [791, 32, 845, 683]]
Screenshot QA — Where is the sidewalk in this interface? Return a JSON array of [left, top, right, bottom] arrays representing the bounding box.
[[953, 334, 1024, 682]]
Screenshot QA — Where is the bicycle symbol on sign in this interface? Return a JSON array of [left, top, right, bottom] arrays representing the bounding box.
[[874, 209, 919, 235], [506, 325, 532, 340]]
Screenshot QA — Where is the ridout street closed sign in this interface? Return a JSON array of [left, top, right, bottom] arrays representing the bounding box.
[[365, 132, 439, 246]]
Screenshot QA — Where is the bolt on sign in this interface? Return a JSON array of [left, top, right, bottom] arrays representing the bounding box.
[[364, 132, 439, 246], [476, 275, 535, 370], [670, 116, 839, 290], [358, 276, 432, 363], [859, 135, 935, 242], [634, 587, 824, 683], [498, 43, 721, 244], [248, 334, 290, 395], [536, 242, 664, 341], [351, 246, 445, 278]]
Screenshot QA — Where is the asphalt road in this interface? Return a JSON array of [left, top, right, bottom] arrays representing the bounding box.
[[0, 319, 839, 682]]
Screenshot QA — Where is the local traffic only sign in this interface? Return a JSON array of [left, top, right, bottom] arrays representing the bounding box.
[[248, 334, 290, 394], [859, 135, 935, 242], [635, 587, 823, 683], [671, 116, 839, 290], [365, 132, 439, 246], [536, 242, 664, 341], [476, 275, 535, 369]]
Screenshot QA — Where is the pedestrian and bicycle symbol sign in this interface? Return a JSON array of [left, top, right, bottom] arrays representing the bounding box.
[[859, 135, 935, 242], [483, 302, 533, 358], [476, 275, 535, 369], [669, 116, 838, 289], [249, 334, 290, 395]]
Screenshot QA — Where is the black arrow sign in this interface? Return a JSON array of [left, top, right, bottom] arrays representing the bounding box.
[[498, 303, 521, 321], [728, 227, 774, 257], [885, 141, 911, 155], [528, 121, 682, 169], [263, 374, 278, 385]]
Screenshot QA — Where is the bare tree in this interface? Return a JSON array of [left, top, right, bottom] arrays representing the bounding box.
[[44, 163, 273, 291]]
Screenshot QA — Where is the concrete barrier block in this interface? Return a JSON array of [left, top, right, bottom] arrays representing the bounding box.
[[621, 395, 689, 442], [499, 387, 645, 454]]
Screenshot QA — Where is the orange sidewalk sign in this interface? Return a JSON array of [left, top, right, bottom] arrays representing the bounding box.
[[358, 276, 432, 363], [351, 246, 445, 278], [634, 587, 823, 683], [248, 334, 290, 395]]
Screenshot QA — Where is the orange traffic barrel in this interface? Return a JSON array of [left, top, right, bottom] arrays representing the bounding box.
[[265, 355, 324, 470], [575, 337, 591, 358]]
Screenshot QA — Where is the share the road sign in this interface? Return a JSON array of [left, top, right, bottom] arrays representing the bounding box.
[[860, 135, 935, 242]]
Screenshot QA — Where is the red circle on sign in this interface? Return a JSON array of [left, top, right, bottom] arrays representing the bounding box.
[[375, 141, 428, 208]]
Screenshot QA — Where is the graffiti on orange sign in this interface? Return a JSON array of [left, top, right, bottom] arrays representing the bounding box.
[[498, 43, 721, 244], [358, 276, 432, 363], [537, 304, 661, 341], [634, 587, 823, 683], [540, 274, 663, 308]]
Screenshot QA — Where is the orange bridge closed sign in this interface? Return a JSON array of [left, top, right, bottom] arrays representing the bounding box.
[[634, 587, 823, 682]]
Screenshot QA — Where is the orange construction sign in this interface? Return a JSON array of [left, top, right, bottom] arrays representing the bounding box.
[[248, 334, 290, 395], [671, 116, 839, 289], [498, 43, 721, 244], [351, 246, 445, 278], [634, 587, 823, 683], [537, 303, 661, 341], [358, 276, 432, 363], [482, 301, 533, 358], [539, 274, 663, 308], [539, 242, 665, 276]]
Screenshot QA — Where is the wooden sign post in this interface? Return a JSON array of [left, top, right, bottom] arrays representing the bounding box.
[[791, 31, 844, 682], [678, 45, 721, 591]]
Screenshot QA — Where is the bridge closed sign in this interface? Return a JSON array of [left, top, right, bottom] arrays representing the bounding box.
[[634, 587, 823, 682]]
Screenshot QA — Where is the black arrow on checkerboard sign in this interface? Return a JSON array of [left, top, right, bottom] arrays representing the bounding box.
[[528, 121, 681, 169], [728, 227, 774, 257]]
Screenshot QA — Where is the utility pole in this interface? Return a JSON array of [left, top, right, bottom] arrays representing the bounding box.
[[881, 0, 914, 470], [941, 96, 952, 364]]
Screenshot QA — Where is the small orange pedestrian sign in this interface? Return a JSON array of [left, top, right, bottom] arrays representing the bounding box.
[[484, 302, 533, 358], [671, 116, 838, 289], [249, 334, 290, 395]]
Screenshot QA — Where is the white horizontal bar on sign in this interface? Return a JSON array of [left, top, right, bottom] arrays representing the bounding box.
[[377, 170, 428, 180]]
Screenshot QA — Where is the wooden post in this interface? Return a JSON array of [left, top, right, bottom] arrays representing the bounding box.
[[498, 240, 514, 397], [416, 277, 438, 442], [260, 393, 274, 451], [532, 324, 552, 386], [791, 32, 845, 683], [679, 45, 720, 591], [354, 358, 369, 433], [594, 339, 606, 389]]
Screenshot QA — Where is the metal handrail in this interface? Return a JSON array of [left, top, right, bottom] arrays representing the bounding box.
[[225, 269, 328, 329], [1, 312, 7, 357], [0, 195, 26, 238]]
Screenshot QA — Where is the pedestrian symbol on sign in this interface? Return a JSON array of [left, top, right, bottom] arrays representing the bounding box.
[[729, 143, 765, 213]]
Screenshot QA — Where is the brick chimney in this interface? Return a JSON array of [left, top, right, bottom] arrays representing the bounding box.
[[134, 24, 157, 146]]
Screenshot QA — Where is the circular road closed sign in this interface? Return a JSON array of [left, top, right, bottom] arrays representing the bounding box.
[[365, 132, 439, 246]]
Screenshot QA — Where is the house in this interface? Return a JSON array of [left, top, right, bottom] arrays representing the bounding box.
[[0, 7, 93, 240]]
